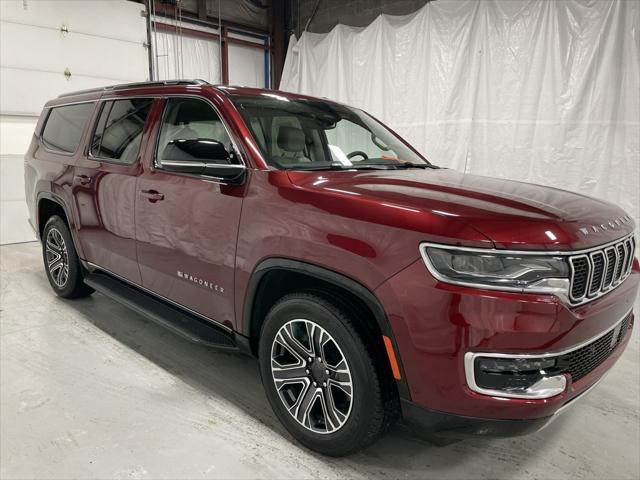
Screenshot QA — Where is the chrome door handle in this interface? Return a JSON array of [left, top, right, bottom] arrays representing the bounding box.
[[74, 174, 91, 185], [140, 189, 164, 202]]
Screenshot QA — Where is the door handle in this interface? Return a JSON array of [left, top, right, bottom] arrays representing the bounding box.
[[140, 189, 164, 202], [74, 174, 91, 185]]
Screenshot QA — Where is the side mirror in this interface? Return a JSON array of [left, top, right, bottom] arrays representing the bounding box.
[[160, 138, 245, 183]]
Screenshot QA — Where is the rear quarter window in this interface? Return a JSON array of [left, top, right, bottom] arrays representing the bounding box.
[[41, 103, 94, 154]]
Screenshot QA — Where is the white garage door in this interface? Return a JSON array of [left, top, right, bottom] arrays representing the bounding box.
[[0, 0, 149, 244]]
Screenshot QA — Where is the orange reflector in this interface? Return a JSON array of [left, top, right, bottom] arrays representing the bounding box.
[[383, 335, 401, 380]]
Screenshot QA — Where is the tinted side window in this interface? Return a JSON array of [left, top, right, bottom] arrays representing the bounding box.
[[156, 98, 232, 167], [41, 103, 94, 153], [90, 98, 153, 163]]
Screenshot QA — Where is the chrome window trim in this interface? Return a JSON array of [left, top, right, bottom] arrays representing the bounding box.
[[85, 262, 232, 333], [43, 99, 100, 109], [419, 232, 636, 307], [160, 160, 247, 184], [161, 160, 245, 170], [463, 308, 633, 400]]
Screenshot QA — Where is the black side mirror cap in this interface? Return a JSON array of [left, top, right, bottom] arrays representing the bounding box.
[[163, 138, 231, 162]]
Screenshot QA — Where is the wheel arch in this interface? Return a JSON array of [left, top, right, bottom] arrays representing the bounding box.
[[242, 257, 411, 399], [36, 193, 84, 259], [37, 193, 72, 232]]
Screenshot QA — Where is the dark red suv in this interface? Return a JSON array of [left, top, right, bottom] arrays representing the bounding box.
[[25, 80, 638, 456]]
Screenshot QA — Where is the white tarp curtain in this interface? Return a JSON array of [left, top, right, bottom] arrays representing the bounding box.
[[155, 30, 221, 84], [280, 0, 640, 226]]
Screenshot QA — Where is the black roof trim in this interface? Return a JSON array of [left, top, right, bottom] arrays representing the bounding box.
[[57, 79, 211, 98]]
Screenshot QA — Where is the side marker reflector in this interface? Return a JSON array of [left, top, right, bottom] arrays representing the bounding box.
[[383, 335, 401, 380]]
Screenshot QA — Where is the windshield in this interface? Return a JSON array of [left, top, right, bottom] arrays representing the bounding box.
[[230, 94, 434, 171]]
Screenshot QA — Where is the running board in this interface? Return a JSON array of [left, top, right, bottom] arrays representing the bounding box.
[[83, 272, 238, 350]]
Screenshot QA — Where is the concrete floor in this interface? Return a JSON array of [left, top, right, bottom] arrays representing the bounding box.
[[1, 242, 639, 480]]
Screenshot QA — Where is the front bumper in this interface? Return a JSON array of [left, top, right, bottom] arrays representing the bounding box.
[[401, 400, 551, 438], [375, 258, 638, 422], [400, 371, 606, 438]]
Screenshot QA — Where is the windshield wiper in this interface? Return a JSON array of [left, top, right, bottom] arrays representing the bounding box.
[[281, 163, 349, 171], [282, 161, 439, 172], [349, 161, 439, 170], [390, 162, 439, 169], [283, 162, 394, 171]]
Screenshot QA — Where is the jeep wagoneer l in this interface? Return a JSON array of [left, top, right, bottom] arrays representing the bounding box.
[[25, 80, 638, 456]]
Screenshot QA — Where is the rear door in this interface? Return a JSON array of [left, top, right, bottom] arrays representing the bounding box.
[[134, 96, 244, 329], [72, 97, 155, 283]]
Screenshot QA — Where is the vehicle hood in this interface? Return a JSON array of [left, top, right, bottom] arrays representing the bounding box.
[[286, 168, 634, 250]]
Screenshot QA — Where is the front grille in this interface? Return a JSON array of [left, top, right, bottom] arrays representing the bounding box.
[[557, 313, 631, 382], [569, 235, 635, 304]]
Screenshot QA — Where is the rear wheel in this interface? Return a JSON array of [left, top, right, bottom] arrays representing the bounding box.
[[42, 215, 93, 299], [258, 292, 394, 456]]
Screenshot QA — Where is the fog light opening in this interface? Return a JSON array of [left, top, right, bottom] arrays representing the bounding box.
[[467, 354, 567, 399]]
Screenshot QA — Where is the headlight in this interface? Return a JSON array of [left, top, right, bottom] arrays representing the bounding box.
[[420, 244, 570, 294]]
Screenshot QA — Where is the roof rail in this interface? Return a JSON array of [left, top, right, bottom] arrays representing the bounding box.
[[57, 79, 210, 98]]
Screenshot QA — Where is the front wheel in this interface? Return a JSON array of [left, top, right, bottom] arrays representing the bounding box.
[[258, 293, 394, 456], [42, 215, 94, 299]]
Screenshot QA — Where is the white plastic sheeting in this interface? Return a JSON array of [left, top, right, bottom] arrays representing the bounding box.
[[153, 22, 267, 88], [280, 0, 640, 226], [229, 43, 266, 88], [155, 30, 221, 84]]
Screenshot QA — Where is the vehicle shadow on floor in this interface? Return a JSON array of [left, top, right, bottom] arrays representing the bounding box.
[[61, 287, 572, 478]]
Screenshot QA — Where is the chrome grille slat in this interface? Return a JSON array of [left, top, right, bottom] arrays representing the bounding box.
[[625, 238, 635, 275], [603, 247, 616, 288], [622, 240, 630, 278], [614, 243, 626, 282], [588, 251, 605, 296], [569, 256, 589, 300], [569, 234, 636, 306]]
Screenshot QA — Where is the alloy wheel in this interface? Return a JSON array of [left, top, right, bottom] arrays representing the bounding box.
[[45, 227, 69, 288], [270, 319, 353, 434]]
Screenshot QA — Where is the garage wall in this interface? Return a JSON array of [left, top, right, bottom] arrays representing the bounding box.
[[0, 0, 148, 244], [281, 0, 640, 229]]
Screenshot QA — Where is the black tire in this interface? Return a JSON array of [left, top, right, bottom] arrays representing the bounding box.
[[42, 215, 94, 299], [258, 292, 394, 456]]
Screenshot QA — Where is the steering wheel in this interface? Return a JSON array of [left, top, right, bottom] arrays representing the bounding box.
[[347, 150, 368, 161]]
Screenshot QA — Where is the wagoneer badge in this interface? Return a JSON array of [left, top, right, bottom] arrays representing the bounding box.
[[177, 270, 224, 294], [578, 215, 631, 236]]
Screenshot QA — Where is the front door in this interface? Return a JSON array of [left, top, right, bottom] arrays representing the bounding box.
[[72, 97, 155, 283], [135, 96, 244, 329]]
